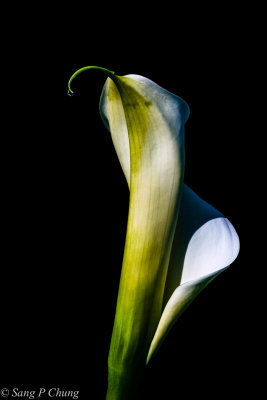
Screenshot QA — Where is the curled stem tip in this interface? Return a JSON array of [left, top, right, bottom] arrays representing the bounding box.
[[67, 66, 116, 96]]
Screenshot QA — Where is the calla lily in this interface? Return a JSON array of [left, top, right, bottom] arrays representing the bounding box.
[[68, 67, 240, 399]]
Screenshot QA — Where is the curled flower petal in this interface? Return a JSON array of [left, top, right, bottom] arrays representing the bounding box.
[[147, 185, 240, 362]]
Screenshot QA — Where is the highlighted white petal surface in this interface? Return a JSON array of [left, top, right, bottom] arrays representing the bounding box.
[[181, 216, 239, 284]]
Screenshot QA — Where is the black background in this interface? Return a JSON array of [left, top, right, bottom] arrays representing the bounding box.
[[1, 3, 261, 399]]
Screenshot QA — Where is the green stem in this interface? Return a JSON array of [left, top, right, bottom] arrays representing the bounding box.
[[67, 66, 117, 95], [106, 365, 144, 400]]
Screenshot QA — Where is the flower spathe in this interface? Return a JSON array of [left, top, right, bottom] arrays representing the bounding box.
[[100, 74, 190, 398], [68, 67, 240, 399]]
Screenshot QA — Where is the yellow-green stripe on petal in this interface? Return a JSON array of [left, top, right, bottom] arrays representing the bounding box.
[[100, 74, 189, 398]]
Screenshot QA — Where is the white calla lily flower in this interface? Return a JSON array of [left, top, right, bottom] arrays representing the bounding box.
[[100, 76, 239, 364], [68, 67, 240, 399]]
